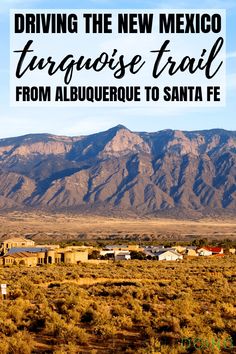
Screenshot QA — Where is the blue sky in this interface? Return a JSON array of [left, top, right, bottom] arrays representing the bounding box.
[[0, 0, 236, 138]]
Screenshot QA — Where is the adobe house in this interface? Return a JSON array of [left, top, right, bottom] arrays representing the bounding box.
[[3, 252, 38, 267], [0, 245, 89, 267], [0, 233, 91, 267], [104, 244, 141, 252], [1, 238, 35, 254], [186, 248, 198, 257], [44, 248, 89, 265]]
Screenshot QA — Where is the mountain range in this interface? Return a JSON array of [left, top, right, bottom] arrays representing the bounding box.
[[0, 125, 235, 217]]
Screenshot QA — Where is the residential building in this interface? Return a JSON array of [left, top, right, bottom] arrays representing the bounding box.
[[104, 244, 141, 252], [155, 249, 183, 261], [143, 246, 165, 258], [114, 250, 131, 260], [3, 252, 38, 267], [197, 246, 224, 256], [197, 248, 212, 256], [0, 238, 89, 266], [186, 247, 198, 256], [1, 237, 35, 254]]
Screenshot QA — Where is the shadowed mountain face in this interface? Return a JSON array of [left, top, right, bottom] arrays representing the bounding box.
[[0, 125, 235, 216]]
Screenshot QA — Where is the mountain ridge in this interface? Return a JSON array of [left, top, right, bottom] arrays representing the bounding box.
[[0, 126, 235, 217]]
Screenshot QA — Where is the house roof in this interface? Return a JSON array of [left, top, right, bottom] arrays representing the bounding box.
[[7, 247, 48, 255], [105, 245, 128, 250], [143, 246, 165, 253], [143, 246, 165, 249], [3, 252, 37, 258], [202, 246, 222, 253], [143, 250, 156, 257], [155, 249, 181, 257]]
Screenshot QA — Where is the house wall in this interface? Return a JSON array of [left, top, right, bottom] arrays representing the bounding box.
[[3, 255, 38, 266], [114, 251, 131, 260], [2, 239, 35, 254], [37, 252, 46, 264], [60, 250, 88, 264], [158, 251, 182, 261], [159, 254, 178, 261], [64, 252, 75, 264], [187, 249, 198, 256], [115, 254, 131, 260], [47, 250, 55, 264], [198, 249, 212, 256], [24, 256, 38, 267], [73, 251, 88, 263]]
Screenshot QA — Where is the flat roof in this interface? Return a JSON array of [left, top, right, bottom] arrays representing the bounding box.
[[7, 247, 48, 254]]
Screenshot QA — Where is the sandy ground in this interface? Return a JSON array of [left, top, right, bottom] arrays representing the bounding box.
[[0, 211, 235, 242]]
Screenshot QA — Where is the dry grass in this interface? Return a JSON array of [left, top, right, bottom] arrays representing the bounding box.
[[0, 256, 235, 353]]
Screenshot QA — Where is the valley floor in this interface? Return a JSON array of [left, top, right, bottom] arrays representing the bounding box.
[[0, 212, 236, 243], [0, 257, 235, 353]]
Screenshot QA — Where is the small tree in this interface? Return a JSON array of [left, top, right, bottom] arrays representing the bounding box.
[[130, 251, 146, 260], [88, 250, 100, 260]]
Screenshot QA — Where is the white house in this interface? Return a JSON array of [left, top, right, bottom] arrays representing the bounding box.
[[197, 246, 224, 256], [114, 251, 131, 261], [197, 248, 212, 256], [155, 249, 183, 261]]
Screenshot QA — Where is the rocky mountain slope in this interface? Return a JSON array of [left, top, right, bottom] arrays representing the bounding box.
[[0, 125, 235, 216]]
